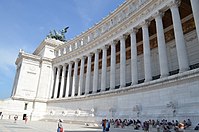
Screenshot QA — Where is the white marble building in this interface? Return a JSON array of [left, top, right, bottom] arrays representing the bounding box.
[[1, 0, 199, 124]]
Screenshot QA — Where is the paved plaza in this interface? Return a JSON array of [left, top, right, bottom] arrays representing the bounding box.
[[1, 119, 199, 132], [0, 119, 141, 132], [0, 119, 197, 132], [0, 119, 100, 132]]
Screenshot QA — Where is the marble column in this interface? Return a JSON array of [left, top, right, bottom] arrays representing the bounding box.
[[54, 66, 61, 98], [93, 49, 100, 93], [170, 1, 189, 72], [85, 53, 92, 94], [72, 59, 79, 97], [142, 20, 152, 82], [120, 35, 126, 87], [78, 56, 85, 96], [110, 41, 116, 90], [190, 0, 199, 43], [65, 62, 72, 97], [59, 65, 66, 98], [154, 11, 169, 77], [101, 45, 108, 91], [130, 29, 138, 85]]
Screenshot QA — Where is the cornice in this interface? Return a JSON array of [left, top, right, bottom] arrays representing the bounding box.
[[34, 38, 64, 55], [41, 57, 53, 65], [16, 52, 41, 65], [57, 1, 128, 50], [11, 96, 48, 103], [15, 51, 52, 66]]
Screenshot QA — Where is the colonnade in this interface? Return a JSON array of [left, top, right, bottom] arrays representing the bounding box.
[[51, 0, 199, 99]]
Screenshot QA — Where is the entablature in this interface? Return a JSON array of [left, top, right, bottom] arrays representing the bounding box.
[[16, 51, 41, 65], [53, 0, 172, 65], [16, 51, 52, 66]]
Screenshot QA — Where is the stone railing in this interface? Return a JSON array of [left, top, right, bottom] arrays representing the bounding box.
[[54, 0, 150, 57]]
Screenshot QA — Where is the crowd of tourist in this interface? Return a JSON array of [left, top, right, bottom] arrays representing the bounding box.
[[107, 118, 199, 131]]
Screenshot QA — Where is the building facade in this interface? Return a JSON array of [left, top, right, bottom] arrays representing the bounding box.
[[1, 0, 199, 124]]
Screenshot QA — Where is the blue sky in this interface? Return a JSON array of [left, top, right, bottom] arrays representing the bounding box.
[[0, 0, 125, 99]]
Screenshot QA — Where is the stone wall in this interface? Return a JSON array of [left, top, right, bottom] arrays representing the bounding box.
[[46, 68, 199, 125]]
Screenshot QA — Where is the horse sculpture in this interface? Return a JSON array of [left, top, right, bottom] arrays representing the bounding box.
[[47, 27, 69, 42]]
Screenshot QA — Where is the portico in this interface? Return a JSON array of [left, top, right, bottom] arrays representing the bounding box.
[[50, 0, 199, 99]]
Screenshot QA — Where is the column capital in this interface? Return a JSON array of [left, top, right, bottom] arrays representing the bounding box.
[[129, 28, 138, 34], [68, 61, 74, 65], [102, 45, 109, 50], [58, 65, 62, 69], [94, 49, 101, 54], [87, 53, 94, 57], [153, 11, 165, 19], [61, 63, 67, 67], [168, 0, 181, 8], [74, 58, 80, 63], [60, 64, 66, 69], [119, 34, 128, 40], [80, 56, 86, 60], [140, 20, 151, 28], [111, 40, 118, 46]]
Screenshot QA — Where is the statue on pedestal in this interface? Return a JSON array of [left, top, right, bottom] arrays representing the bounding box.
[[47, 27, 69, 42]]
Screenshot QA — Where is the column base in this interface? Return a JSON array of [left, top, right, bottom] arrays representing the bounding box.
[[131, 82, 138, 86], [100, 89, 105, 92], [109, 88, 114, 91], [120, 85, 125, 88], [179, 67, 189, 73], [145, 78, 152, 82], [160, 74, 169, 78], [93, 91, 97, 93], [85, 92, 90, 95]]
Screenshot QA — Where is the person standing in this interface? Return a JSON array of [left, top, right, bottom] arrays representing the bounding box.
[[102, 119, 110, 132], [25, 116, 28, 124], [105, 119, 110, 132], [57, 119, 64, 132], [102, 119, 106, 132]]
